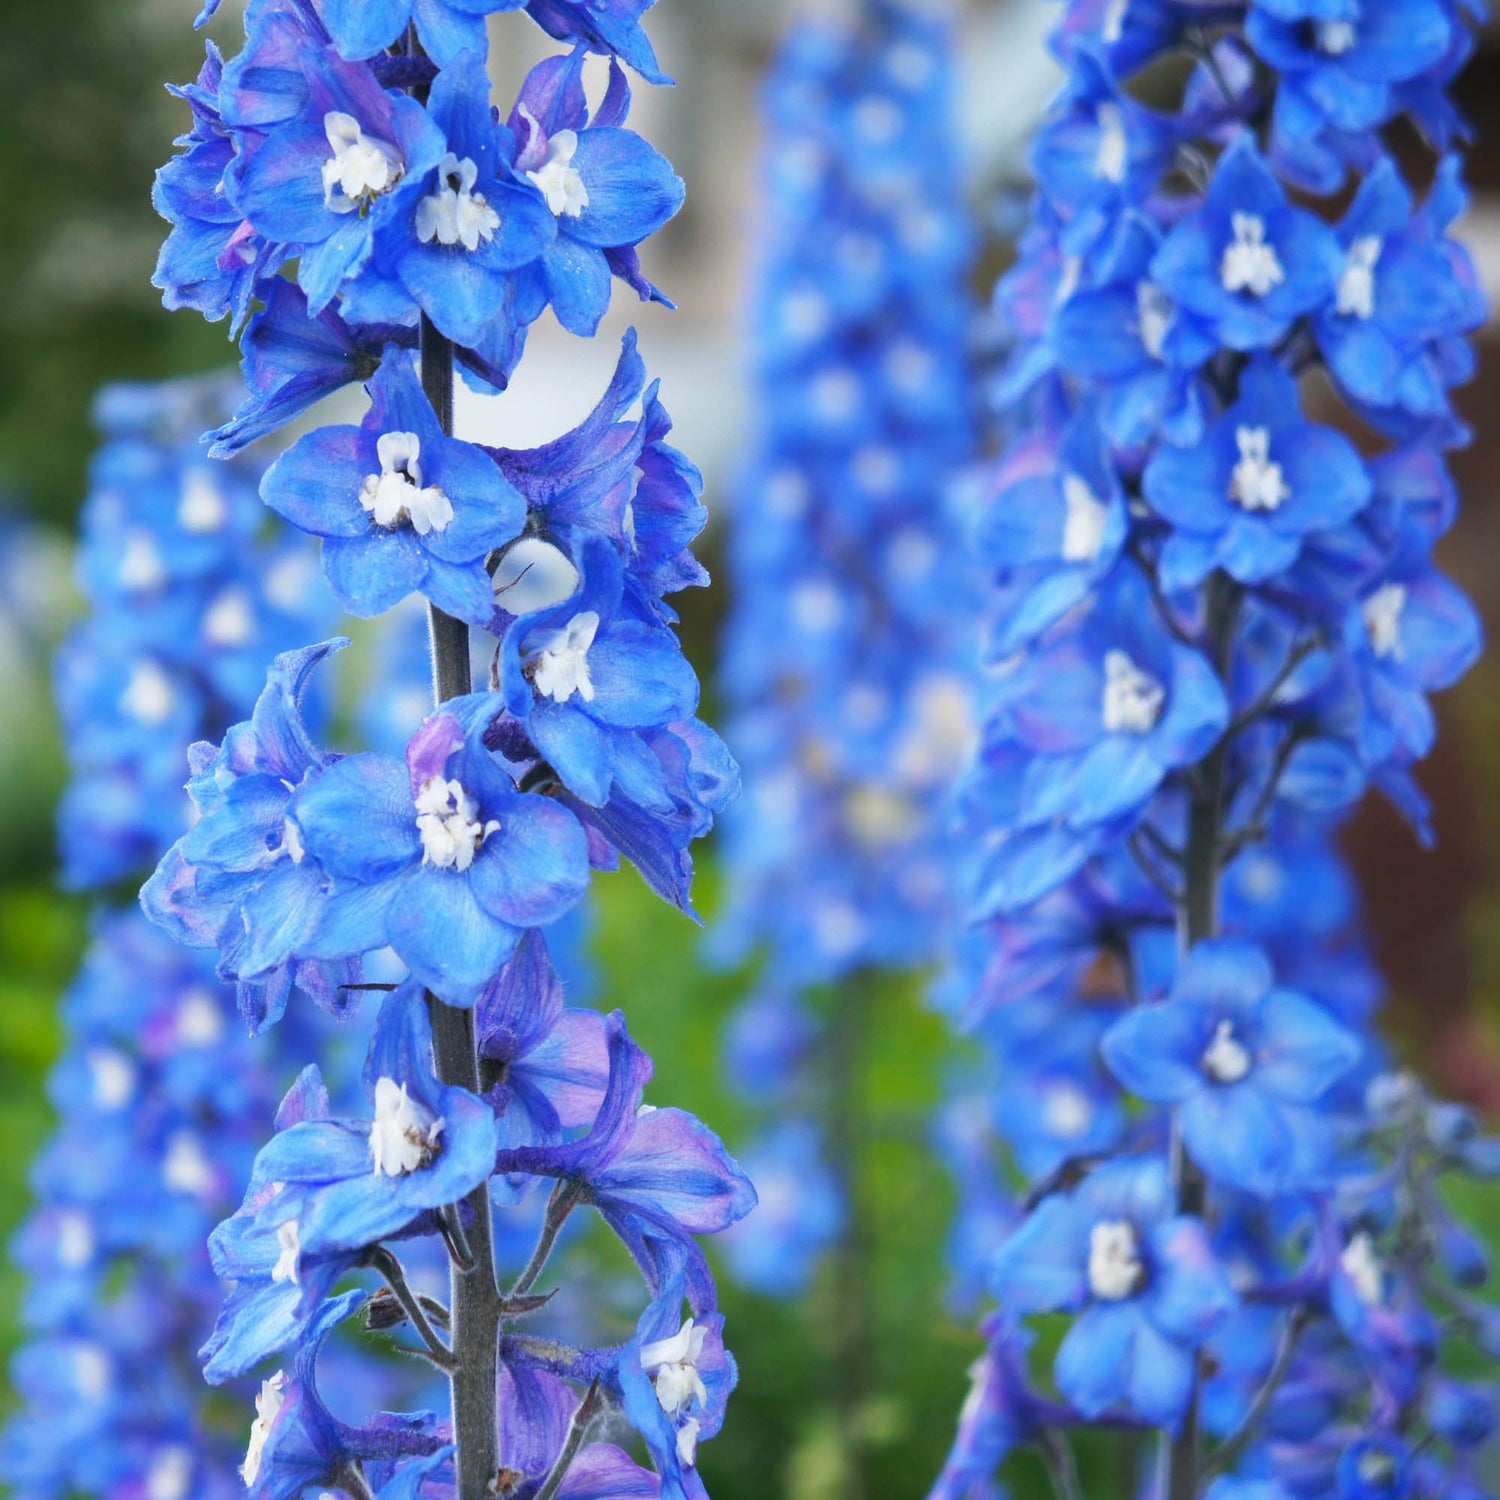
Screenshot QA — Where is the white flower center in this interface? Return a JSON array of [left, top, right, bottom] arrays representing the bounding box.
[[1094, 102, 1128, 183], [204, 587, 255, 647], [1102, 649, 1165, 735], [1102, 0, 1129, 42], [369, 1077, 445, 1177], [1318, 19, 1357, 54], [57, 1210, 94, 1269], [360, 431, 453, 535], [1362, 582, 1407, 660], [322, 112, 403, 214], [146, 1446, 192, 1500], [1221, 213, 1285, 298], [1229, 425, 1290, 512], [1088, 1219, 1145, 1300], [1341, 1231, 1384, 1306], [271, 1219, 301, 1286], [179, 470, 226, 533], [163, 1130, 215, 1197], [845, 786, 915, 849], [1061, 473, 1110, 563], [1136, 281, 1173, 359], [641, 1319, 709, 1417], [74, 1344, 111, 1400], [1337, 235, 1382, 319], [1042, 1081, 1093, 1138], [791, 580, 843, 635], [894, 674, 977, 784], [120, 531, 165, 591], [1202, 1018, 1253, 1083], [812, 368, 861, 422], [415, 775, 499, 873], [88, 1049, 136, 1109], [242, 1372, 287, 1484], [526, 611, 599, 704], [122, 659, 175, 725], [176, 986, 225, 1046], [416, 153, 501, 251], [527, 129, 589, 218], [282, 818, 306, 865]]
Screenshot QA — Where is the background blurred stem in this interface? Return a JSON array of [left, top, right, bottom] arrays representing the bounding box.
[[827, 968, 875, 1500]]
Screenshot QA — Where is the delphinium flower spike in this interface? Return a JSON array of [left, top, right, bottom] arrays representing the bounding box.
[[711, 0, 978, 1299], [145, 5, 753, 1500], [0, 377, 350, 1500], [931, 3, 1497, 1499]]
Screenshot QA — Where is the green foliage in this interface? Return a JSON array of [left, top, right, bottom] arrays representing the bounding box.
[[589, 863, 979, 1500], [0, 885, 84, 1407], [0, 4, 229, 528]]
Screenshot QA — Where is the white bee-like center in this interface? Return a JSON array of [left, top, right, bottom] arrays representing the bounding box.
[[415, 776, 499, 873], [1362, 582, 1407, 660], [1221, 212, 1285, 298], [369, 1077, 445, 1177], [416, 152, 501, 251], [1229, 425, 1290, 512], [322, 112, 404, 213], [360, 431, 454, 535], [1088, 1219, 1145, 1300], [527, 129, 589, 218], [526, 611, 600, 704], [1201, 1018, 1253, 1083], [1101, 649, 1165, 735], [1337, 235, 1382, 320]]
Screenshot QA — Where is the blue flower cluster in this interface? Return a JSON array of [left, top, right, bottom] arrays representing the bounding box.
[[0, 376, 353, 1500], [930, 2, 1497, 1497], [710, 0, 978, 1296], [55, 377, 332, 890], [148, 4, 753, 1499]]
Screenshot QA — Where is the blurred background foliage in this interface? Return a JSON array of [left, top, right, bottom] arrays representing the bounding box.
[[2, 3, 1500, 1498]]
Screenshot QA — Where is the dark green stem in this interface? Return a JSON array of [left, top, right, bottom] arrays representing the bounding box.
[[421, 312, 502, 1500], [1160, 573, 1237, 1500]]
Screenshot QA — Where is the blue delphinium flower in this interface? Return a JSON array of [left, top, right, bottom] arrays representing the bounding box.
[[1100, 938, 1360, 1193], [1142, 356, 1370, 590], [929, 0, 1496, 1494], [261, 352, 527, 621], [290, 707, 591, 1001], [138, 3, 752, 1499], [992, 1157, 1234, 1426]]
